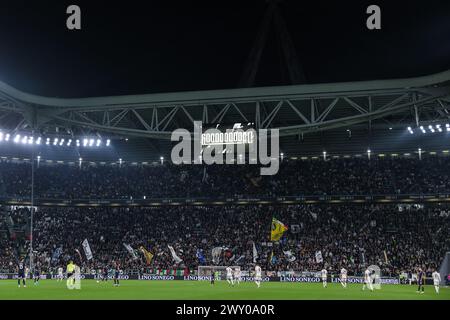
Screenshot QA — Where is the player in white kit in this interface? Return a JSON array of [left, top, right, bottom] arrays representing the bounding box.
[[226, 267, 234, 286], [255, 265, 262, 288], [25, 266, 30, 280], [321, 268, 328, 288], [432, 269, 441, 294], [362, 268, 373, 291], [57, 267, 64, 281], [234, 268, 241, 285], [340, 267, 348, 288]]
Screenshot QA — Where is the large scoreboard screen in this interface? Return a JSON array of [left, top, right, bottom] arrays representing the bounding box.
[[201, 122, 256, 147]]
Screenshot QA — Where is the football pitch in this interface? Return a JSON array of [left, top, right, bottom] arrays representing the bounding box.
[[0, 280, 449, 300]]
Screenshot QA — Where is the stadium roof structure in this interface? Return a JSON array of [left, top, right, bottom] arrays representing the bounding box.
[[0, 70, 450, 161]]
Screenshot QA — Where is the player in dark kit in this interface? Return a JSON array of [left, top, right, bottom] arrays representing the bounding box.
[[33, 267, 40, 285], [210, 270, 215, 286], [102, 266, 109, 282], [113, 262, 120, 287], [417, 268, 425, 294], [17, 261, 26, 287]]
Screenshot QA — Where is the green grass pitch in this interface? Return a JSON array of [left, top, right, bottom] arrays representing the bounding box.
[[0, 280, 449, 300]]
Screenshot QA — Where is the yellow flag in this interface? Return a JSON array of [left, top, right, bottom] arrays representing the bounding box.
[[271, 218, 288, 241], [140, 246, 154, 265]]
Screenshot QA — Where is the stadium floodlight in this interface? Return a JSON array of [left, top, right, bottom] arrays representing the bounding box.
[[96, 139, 101, 147], [83, 138, 88, 147], [46, 138, 50, 145], [36, 137, 41, 145], [367, 149, 371, 160], [89, 139, 94, 147], [53, 138, 58, 145], [28, 136, 34, 144], [76, 139, 80, 147], [106, 139, 110, 146], [407, 126, 414, 134], [13, 134, 20, 143], [322, 151, 327, 161], [67, 139, 72, 146], [21, 136, 28, 144], [0, 132, 3, 141], [428, 125, 435, 133], [59, 138, 65, 146], [420, 126, 426, 133], [160, 156, 164, 164], [5, 133, 10, 141]]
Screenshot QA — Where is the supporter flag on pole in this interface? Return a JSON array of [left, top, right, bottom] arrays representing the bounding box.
[[139, 246, 154, 265], [82, 239, 93, 260], [51, 246, 63, 263], [252, 242, 258, 263], [168, 245, 183, 263], [315, 250, 323, 263], [271, 218, 288, 241], [196, 249, 206, 264], [383, 250, 388, 264], [211, 247, 223, 264], [74, 248, 83, 263], [283, 250, 296, 262], [123, 243, 138, 260]]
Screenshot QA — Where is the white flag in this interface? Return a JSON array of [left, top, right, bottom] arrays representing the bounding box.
[[123, 243, 138, 260], [211, 247, 223, 264], [168, 245, 183, 263], [315, 250, 323, 263], [283, 250, 296, 262], [252, 242, 258, 263], [82, 239, 93, 260]]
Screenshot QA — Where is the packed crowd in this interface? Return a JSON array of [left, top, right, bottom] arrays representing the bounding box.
[[1, 156, 450, 199], [0, 204, 448, 277]]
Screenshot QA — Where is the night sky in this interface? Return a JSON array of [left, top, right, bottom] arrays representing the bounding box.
[[0, 0, 449, 98]]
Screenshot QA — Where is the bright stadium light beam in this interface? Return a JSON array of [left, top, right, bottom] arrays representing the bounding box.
[[106, 139, 111, 146], [5, 133, 10, 141], [67, 139, 72, 146], [89, 139, 94, 147], [14, 134, 20, 143], [96, 139, 101, 147], [53, 138, 58, 145], [59, 139, 65, 146], [83, 138, 88, 147], [21, 136, 28, 144], [36, 137, 41, 145], [28, 136, 34, 144]]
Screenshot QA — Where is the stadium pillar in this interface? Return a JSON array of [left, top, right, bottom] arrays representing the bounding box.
[[29, 129, 35, 273]]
